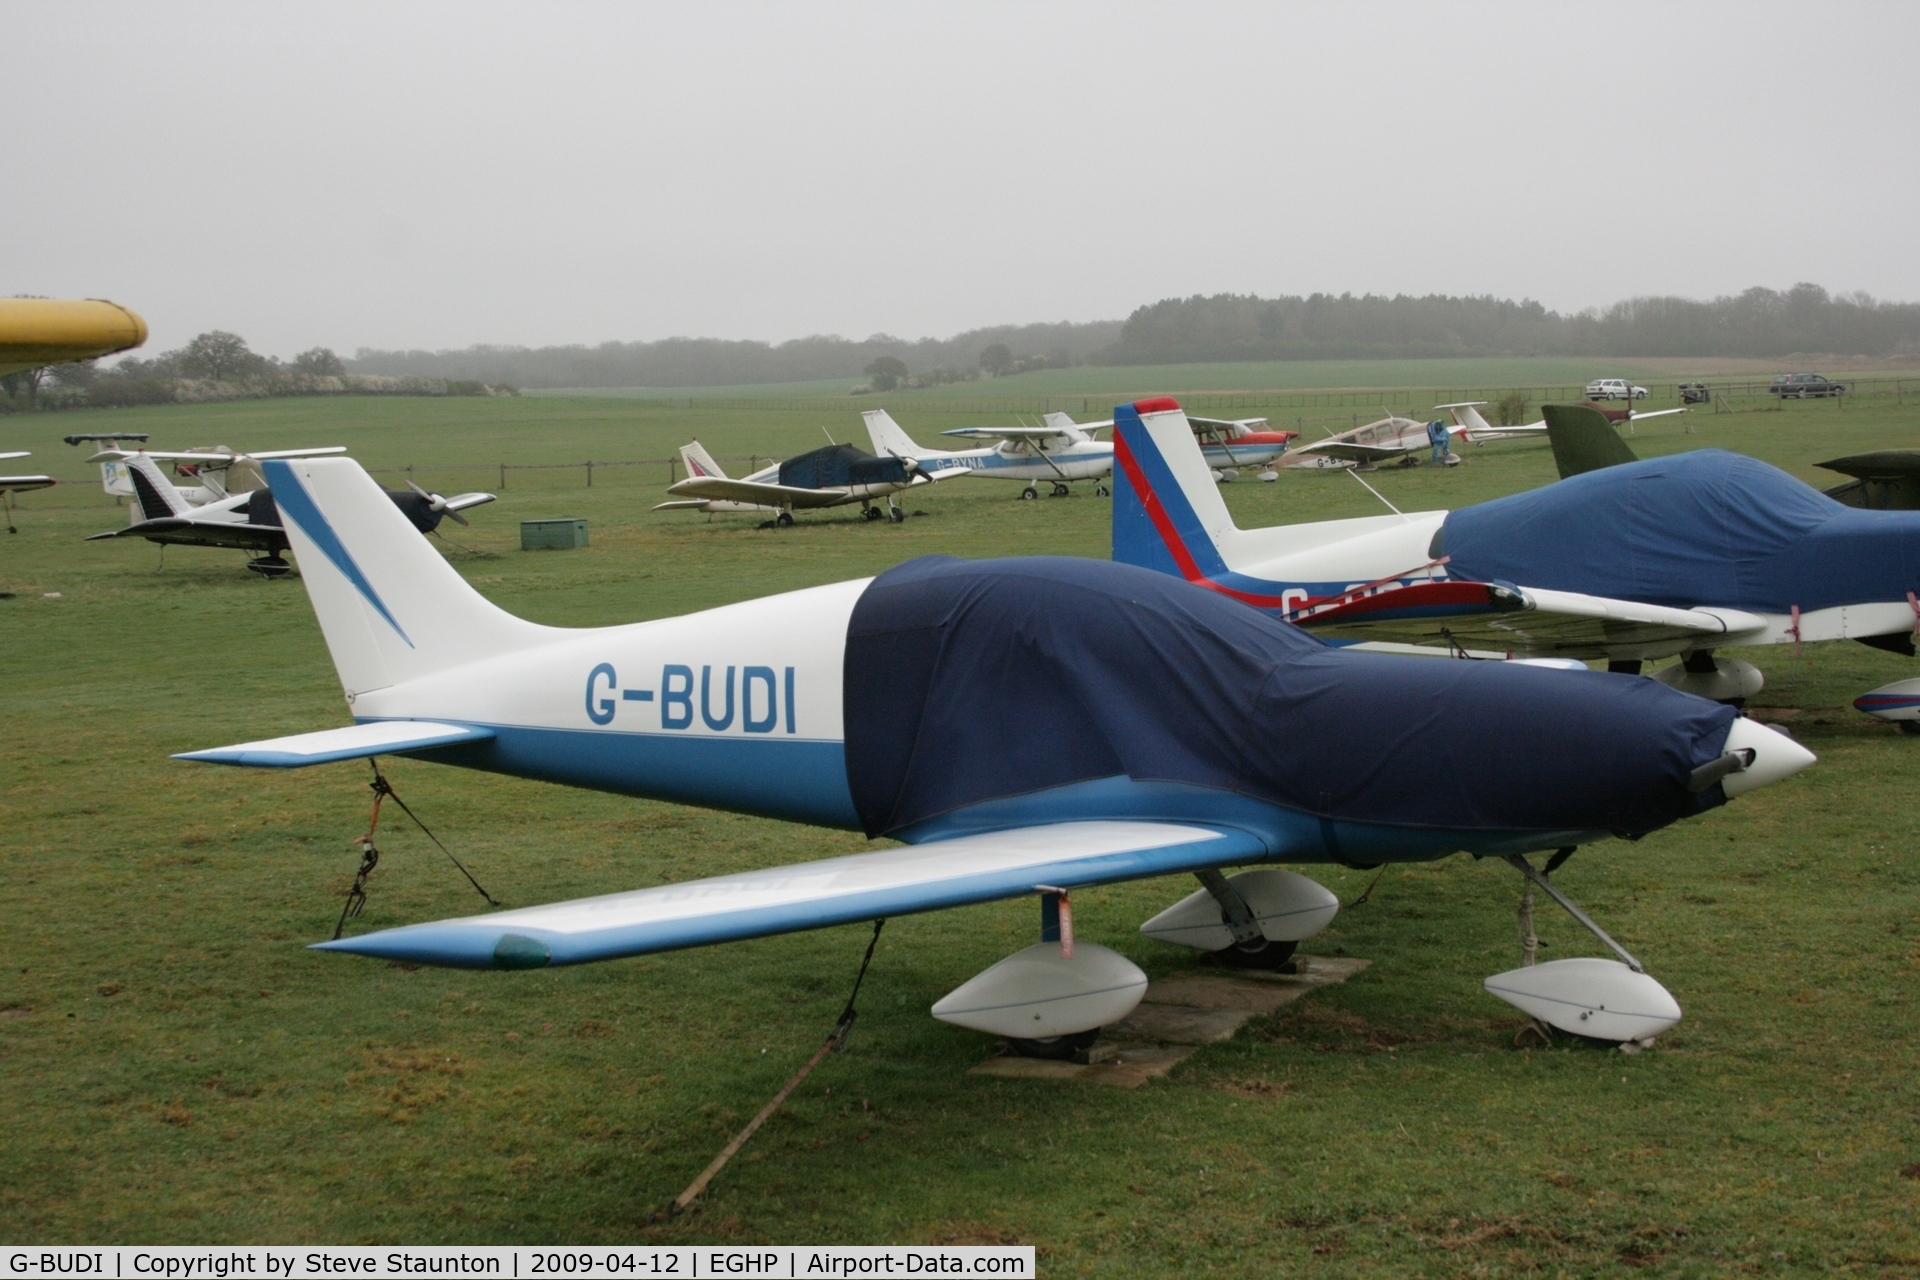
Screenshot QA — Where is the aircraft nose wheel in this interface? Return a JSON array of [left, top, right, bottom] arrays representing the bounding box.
[[1094, 483, 1110, 497], [1019, 487, 1039, 501], [1050, 482, 1071, 497], [1002, 1028, 1101, 1060], [887, 504, 905, 524], [862, 506, 883, 522]]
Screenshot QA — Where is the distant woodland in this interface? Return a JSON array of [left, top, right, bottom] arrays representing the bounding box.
[[342, 284, 1920, 390]]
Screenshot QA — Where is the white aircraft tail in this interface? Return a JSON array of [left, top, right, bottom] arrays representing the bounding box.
[[678, 440, 727, 480], [124, 453, 192, 523], [1436, 401, 1494, 437], [862, 410, 936, 458], [264, 457, 551, 698], [1041, 411, 1091, 443]]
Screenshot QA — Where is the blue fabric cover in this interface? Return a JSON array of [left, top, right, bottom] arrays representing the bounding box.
[[778, 443, 909, 490], [843, 556, 1736, 841], [1442, 450, 1920, 613]]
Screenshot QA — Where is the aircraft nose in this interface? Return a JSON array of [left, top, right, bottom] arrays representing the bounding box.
[[1716, 717, 1817, 798]]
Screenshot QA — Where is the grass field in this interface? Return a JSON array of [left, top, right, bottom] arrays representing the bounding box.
[[3, 391, 1920, 1273], [530, 354, 1920, 404]]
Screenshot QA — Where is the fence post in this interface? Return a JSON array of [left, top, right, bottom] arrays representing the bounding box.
[[500, 463, 506, 490], [586, 461, 593, 487]]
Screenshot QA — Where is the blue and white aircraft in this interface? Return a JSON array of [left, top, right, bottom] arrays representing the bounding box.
[[864, 409, 1290, 499], [1113, 396, 1920, 707], [176, 443, 1812, 1049]]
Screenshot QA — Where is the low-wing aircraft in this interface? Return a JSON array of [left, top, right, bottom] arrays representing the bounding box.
[[88, 451, 494, 576], [1282, 413, 1456, 469], [1441, 400, 1687, 445], [0, 298, 147, 377], [654, 439, 960, 524], [82, 442, 347, 506], [173, 443, 1811, 1051], [1112, 398, 1920, 709]]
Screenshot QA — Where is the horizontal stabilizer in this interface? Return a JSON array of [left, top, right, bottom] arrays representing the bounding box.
[[175, 719, 495, 767], [312, 820, 1266, 969], [0, 474, 54, 492]]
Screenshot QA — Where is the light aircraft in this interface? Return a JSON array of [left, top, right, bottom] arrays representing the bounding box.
[[88, 451, 495, 576], [1281, 413, 1456, 469], [0, 298, 147, 377], [654, 439, 961, 524], [173, 432, 1811, 1051], [863, 409, 1290, 497], [1112, 398, 1920, 710], [1, 451, 55, 534], [1440, 400, 1687, 445], [83, 442, 348, 506]]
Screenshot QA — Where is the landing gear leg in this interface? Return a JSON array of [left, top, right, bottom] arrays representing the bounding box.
[[887, 498, 905, 524], [1196, 868, 1298, 971], [1504, 851, 1642, 972]]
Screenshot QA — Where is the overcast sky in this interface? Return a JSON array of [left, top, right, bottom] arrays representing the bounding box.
[[6, 1, 1915, 357]]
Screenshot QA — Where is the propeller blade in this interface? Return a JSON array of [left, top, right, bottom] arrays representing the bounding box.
[[445, 507, 470, 527]]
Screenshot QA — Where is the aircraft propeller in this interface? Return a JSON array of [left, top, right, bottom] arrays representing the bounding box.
[[407, 479, 471, 527]]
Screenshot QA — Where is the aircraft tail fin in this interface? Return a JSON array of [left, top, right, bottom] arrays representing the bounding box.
[[124, 453, 191, 522], [678, 440, 727, 481], [862, 410, 931, 458], [1437, 401, 1494, 437], [264, 458, 550, 698], [1542, 404, 1640, 479], [1041, 411, 1091, 443], [1110, 397, 1237, 580]]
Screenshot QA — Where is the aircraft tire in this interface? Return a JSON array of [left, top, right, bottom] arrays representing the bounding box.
[[1050, 482, 1070, 497], [887, 506, 905, 524], [1898, 721, 1920, 737], [1003, 1029, 1101, 1060], [775, 512, 795, 528], [1094, 483, 1110, 497], [1019, 487, 1038, 501], [863, 506, 882, 521], [1207, 939, 1299, 971]]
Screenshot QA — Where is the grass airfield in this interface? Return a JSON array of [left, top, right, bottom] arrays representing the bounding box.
[[2, 391, 1919, 1273]]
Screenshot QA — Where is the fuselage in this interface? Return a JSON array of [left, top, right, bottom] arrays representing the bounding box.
[[909, 439, 1113, 484], [351, 561, 1740, 867]]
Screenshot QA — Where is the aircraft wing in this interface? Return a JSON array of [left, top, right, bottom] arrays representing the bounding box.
[[0, 451, 27, 462], [1295, 579, 1767, 658], [939, 426, 1079, 442], [664, 476, 854, 509], [176, 719, 497, 767], [310, 820, 1268, 969], [86, 447, 347, 464], [1, 475, 54, 492], [1293, 441, 1413, 464], [85, 518, 285, 550]]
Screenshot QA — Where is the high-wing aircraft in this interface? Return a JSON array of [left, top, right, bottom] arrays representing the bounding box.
[[1, 451, 55, 534], [1281, 413, 1455, 469], [654, 439, 960, 524], [83, 442, 348, 506], [1441, 399, 1687, 445], [0, 298, 147, 377], [173, 440, 1811, 1050], [864, 410, 1115, 499], [1112, 398, 1920, 709], [864, 409, 1290, 496], [88, 451, 494, 576]]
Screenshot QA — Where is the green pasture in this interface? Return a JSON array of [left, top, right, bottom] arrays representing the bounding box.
[[3, 392, 1919, 1273], [530, 354, 1920, 405]]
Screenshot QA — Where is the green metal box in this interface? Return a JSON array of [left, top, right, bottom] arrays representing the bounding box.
[[520, 518, 589, 550]]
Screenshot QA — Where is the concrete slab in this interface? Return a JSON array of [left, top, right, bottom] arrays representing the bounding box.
[[967, 954, 1369, 1088]]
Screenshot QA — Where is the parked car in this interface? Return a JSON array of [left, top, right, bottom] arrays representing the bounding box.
[[1679, 382, 1711, 404], [1769, 373, 1845, 399], [1585, 378, 1648, 400]]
